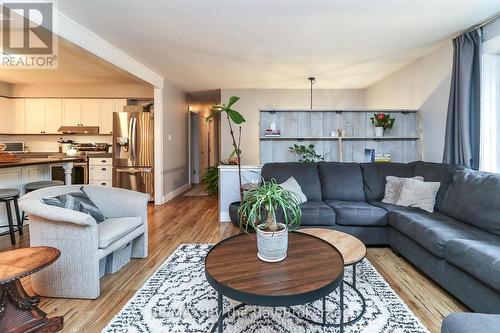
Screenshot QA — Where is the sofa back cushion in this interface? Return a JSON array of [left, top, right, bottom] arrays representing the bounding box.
[[318, 162, 365, 201], [440, 170, 500, 236], [360, 163, 410, 201], [411, 161, 463, 209], [261, 162, 322, 201]]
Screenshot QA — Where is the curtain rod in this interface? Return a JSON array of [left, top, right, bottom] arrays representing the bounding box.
[[466, 11, 500, 33]]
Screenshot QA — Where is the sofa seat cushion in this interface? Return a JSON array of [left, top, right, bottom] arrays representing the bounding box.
[[325, 200, 388, 227], [369, 201, 421, 213], [389, 210, 497, 258], [97, 217, 143, 248], [445, 239, 500, 292], [442, 313, 500, 333], [298, 201, 335, 226]]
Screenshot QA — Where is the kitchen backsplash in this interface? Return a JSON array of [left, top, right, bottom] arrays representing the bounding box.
[[0, 135, 112, 152]]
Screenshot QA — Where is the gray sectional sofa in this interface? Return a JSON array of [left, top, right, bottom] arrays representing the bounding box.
[[261, 161, 500, 314]]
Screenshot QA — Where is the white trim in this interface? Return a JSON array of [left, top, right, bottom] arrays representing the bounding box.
[[53, 9, 164, 88], [161, 183, 191, 204], [220, 212, 230, 222], [154, 87, 164, 205]]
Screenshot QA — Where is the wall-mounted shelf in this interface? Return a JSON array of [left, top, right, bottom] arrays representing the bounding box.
[[260, 136, 420, 140], [259, 109, 422, 163], [0, 133, 113, 136]]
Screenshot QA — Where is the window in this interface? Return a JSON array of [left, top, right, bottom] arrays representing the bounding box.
[[480, 38, 500, 172]]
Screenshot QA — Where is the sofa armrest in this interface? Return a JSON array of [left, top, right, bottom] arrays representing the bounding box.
[[19, 198, 97, 226]]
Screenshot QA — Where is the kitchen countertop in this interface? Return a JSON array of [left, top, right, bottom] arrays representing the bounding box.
[[0, 156, 85, 169]]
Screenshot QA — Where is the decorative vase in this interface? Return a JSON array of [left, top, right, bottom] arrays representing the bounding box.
[[374, 126, 384, 137], [256, 222, 288, 262], [228, 201, 241, 227]]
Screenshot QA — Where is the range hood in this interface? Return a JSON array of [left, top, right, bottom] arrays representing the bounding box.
[[57, 126, 100, 134]]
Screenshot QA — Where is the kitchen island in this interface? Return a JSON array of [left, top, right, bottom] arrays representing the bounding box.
[[0, 156, 84, 233]]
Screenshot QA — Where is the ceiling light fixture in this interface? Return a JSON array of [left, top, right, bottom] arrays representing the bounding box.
[[308, 77, 316, 110]]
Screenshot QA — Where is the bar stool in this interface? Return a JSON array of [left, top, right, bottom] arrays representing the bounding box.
[[0, 189, 22, 245], [21, 180, 65, 226], [25, 180, 65, 193]]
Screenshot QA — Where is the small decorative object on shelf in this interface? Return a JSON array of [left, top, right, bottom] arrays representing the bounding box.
[[239, 179, 302, 262], [265, 128, 281, 137], [371, 113, 395, 137], [364, 148, 376, 162], [374, 153, 392, 163]]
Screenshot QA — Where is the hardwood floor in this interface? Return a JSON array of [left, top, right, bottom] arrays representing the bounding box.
[[0, 194, 467, 333]]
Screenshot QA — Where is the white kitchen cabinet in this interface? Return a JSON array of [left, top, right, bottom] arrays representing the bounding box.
[[89, 157, 113, 186], [0, 97, 12, 133], [25, 99, 46, 134], [113, 99, 127, 112], [100, 99, 114, 134], [62, 99, 82, 126], [44, 99, 63, 133], [81, 99, 101, 126], [11, 99, 25, 134]]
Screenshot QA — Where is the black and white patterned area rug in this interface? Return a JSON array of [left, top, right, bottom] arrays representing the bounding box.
[[103, 244, 429, 333]]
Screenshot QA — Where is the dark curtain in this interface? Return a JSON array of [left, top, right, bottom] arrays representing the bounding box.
[[443, 30, 481, 169]]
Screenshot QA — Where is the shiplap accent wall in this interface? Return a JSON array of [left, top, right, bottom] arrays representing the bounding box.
[[259, 109, 422, 164]]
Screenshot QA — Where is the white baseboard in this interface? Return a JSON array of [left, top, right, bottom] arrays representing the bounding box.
[[160, 183, 191, 204]]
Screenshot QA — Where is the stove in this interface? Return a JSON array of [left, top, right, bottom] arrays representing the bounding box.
[[74, 143, 111, 153]]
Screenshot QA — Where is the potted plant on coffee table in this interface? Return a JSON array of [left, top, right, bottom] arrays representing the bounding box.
[[370, 113, 395, 137], [239, 179, 302, 262]]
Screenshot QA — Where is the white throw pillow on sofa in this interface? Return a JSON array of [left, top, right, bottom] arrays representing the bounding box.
[[279, 177, 307, 204], [396, 178, 441, 213], [382, 176, 424, 204]]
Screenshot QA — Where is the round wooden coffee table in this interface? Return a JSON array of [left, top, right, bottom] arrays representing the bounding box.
[[0, 246, 64, 333], [299, 228, 367, 324], [205, 232, 345, 333]]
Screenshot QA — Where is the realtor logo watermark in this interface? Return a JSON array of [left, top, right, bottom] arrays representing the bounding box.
[[1, 1, 58, 69]]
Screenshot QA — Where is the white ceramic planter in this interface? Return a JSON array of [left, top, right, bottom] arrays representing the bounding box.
[[374, 126, 384, 137], [256, 223, 288, 262]]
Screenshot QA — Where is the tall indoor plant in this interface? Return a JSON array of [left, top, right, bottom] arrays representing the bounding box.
[[239, 179, 302, 262], [209, 96, 246, 223]]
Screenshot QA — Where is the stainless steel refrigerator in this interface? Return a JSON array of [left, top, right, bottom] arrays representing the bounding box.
[[112, 111, 154, 201]]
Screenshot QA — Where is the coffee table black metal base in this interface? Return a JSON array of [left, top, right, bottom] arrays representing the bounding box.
[[211, 282, 344, 333]]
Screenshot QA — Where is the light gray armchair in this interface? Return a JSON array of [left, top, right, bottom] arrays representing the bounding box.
[[19, 185, 148, 299]]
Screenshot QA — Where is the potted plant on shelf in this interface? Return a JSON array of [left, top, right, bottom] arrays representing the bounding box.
[[208, 96, 245, 225], [370, 113, 395, 137], [289, 143, 324, 163], [239, 179, 302, 262]]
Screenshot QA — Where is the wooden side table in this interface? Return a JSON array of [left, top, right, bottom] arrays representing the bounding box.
[[0, 246, 64, 333]]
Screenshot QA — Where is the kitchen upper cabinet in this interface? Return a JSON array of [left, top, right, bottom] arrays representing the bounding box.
[[25, 99, 46, 134], [0, 97, 12, 133], [44, 99, 63, 133], [62, 99, 82, 126], [81, 99, 101, 126], [113, 99, 127, 113], [100, 99, 114, 134], [11, 99, 25, 134]]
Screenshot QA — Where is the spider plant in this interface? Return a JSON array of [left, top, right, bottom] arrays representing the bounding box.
[[239, 179, 302, 233]]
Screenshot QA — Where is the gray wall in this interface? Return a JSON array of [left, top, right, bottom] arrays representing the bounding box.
[[162, 80, 189, 196]]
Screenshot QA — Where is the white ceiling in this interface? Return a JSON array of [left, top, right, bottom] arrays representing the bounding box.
[[0, 36, 148, 85], [57, 0, 500, 91]]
